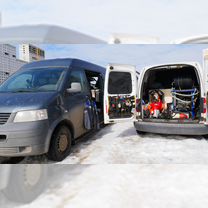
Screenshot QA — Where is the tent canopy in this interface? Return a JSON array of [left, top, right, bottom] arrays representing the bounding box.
[[0, 24, 106, 44]]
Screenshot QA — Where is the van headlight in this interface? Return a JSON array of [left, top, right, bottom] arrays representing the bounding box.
[[13, 109, 48, 123]]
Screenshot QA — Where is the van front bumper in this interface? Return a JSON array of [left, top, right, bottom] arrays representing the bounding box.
[[0, 120, 50, 157], [134, 121, 208, 136]]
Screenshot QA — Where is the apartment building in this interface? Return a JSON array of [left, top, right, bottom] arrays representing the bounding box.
[[0, 44, 26, 83]]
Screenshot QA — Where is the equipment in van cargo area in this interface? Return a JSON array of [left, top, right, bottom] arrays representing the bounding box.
[[143, 89, 164, 118], [108, 95, 135, 119], [141, 64, 200, 121]]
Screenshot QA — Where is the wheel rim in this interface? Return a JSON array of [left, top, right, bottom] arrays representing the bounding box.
[[58, 134, 69, 152]]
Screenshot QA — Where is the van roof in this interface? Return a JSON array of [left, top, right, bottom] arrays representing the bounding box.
[[20, 58, 106, 74]]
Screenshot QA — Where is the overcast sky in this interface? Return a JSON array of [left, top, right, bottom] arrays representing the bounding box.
[[36, 44, 208, 71], [2, 0, 208, 70], [1, 0, 208, 42]]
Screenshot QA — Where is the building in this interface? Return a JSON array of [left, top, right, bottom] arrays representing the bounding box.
[[0, 44, 26, 83], [0, 71, 9, 83], [0, 44, 46, 83], [19, 44, 45, 62]]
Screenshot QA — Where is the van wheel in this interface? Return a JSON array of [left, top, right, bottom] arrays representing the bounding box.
[[3, 164, 47, 203], [203, 134, 208, 139], [136, 130, 145, 135], [47, 125, 72, 162]]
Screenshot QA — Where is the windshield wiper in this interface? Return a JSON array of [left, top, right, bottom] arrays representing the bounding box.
[[11, 89, 36, 93]]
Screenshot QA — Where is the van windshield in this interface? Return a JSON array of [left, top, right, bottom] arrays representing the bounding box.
[[0, 67, 66, 93]]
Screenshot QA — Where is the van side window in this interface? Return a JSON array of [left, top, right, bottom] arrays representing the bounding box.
[[69, 70, 86, 93]]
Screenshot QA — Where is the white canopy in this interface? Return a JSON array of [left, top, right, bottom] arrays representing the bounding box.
[[0, 24, 106, 44], [0, 24, 207, 44], [109, 33, 160, 44], [172, 35, 208, 44]]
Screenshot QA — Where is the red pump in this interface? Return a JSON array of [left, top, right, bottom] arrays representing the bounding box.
[[147, 91, 164, 118], [148, 100, 163, 118]]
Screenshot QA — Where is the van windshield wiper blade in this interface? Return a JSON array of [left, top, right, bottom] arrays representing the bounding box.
[[11, 89, 36, 93]]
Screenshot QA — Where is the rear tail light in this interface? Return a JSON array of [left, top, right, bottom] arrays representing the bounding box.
[[105, 101, 108, 114], [136, 98, 141, 112], [204, 98, 207, 114]]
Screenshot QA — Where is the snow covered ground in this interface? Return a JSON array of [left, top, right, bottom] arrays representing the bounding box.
[[58, 122, 208, 164], [2, 122, 208, 207], [2, 164, 208, 208]]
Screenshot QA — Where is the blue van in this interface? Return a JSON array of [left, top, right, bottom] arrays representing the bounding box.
[[0, 58, 105, 161]]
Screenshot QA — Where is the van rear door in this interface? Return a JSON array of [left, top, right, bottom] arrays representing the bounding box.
[[203, 49, 208, 91], [203, 50, 208, 123], [104, 64, 137, 124]]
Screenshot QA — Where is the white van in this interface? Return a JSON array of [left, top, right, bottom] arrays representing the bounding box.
[[104, 62, 208, 136]]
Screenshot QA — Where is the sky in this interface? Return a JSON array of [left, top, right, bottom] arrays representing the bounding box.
[[36, 44, 208, 71], [1, 0, 208, 42], [1, 0, 208, 71]]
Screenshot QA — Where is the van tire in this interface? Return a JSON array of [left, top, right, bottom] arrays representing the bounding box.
[[3, 165, 47, 203], [47, 125, 72, 162], [136, 130, 146, 135], [203, 134, 208, 139]]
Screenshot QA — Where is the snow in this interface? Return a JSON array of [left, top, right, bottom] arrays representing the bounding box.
[[57, 122, 208, 164], [2, 164, 208, 208]]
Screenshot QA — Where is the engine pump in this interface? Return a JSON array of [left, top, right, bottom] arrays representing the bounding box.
[[144, 90, 164, 118]]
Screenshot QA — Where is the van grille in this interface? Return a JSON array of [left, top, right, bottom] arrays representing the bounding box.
[[0, 113, 11, 125]]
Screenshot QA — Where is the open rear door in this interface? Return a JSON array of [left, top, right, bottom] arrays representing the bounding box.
[[203, 49, 208, 91], [203, 49, 208, 123], [104, 64, 137, 124]]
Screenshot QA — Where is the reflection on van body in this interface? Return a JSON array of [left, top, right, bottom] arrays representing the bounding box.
[[0, 164, 88, 204], [0, 59, 105, 161], [0, 164, 48, 203]]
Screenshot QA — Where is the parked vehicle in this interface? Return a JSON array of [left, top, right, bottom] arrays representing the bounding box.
[[104, 62, 208, 136], [0, 58, 105, 161]]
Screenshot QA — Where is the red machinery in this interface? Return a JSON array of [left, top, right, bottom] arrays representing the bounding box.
[[144, 90, 164, 118], [148, 100, 163, 117]]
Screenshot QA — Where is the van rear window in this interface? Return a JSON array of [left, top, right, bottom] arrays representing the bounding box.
[[108, 72, 132, 94]]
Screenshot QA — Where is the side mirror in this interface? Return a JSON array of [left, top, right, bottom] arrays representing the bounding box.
[[66, 82, 82, 94]]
